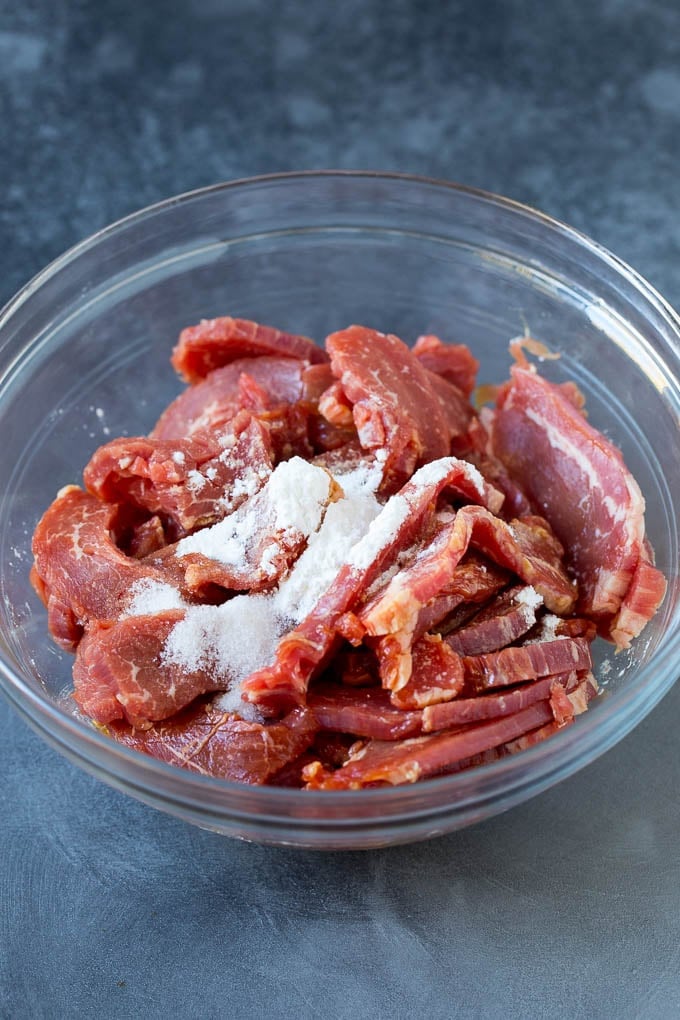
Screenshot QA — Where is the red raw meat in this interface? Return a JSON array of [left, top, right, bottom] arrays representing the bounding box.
[[549, 683, 575, 726], [463, 637, 593, 690], [109, 702, 318, 784], [358, 514, 476, 691], [30, 308, 666, 790], [356, 505, 575, 691], [152, 356, 308, 440], [84, 412, 273, 537], [492, 363, 665, 638], [301, 363, 335, 401], [412, 334, 479, 397], [303, 700, 557, 789], [303, 366, 359, 452], [242, 457, 483, 713], [126, 515, 166, 558], [421, 670, 579, 732], [72, 610, 230, 725], [139, 456, 339, 599], [326, 325, 452, 491], [413, 553, 510, 638], [171, 316, 327, 383], [431, 674, 595, 774], [318, 380, 355, 427], [255, 402, 314, 462], [387, 635, 465, 710], [423, 370, 477, 455], [610, 551, 668, 649], [331, 648, 379, 687], [157, 459, 337, 595], [31, 487, 167, 650], [464, 410, 535, 519], [465, 509, 576, 614], [308, 683, 422, 740], [444, 585, 541, 656]]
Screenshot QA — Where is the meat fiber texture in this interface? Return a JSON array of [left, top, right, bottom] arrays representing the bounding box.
[[491, 358, 666, 645], [30, 319, 665, 788]]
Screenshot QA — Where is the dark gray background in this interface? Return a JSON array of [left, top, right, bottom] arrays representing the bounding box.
[[1, 1, 679, 1017]]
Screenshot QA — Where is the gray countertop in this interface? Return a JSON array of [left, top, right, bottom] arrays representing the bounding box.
[[1, 1, 679, 1017]]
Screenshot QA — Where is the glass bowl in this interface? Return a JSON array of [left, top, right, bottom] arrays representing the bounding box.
[[1, 172, 679, 849]]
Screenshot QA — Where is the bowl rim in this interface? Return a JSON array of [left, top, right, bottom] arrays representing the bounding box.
[[1, 169, 680, 826], [3, 169, 680, 335]]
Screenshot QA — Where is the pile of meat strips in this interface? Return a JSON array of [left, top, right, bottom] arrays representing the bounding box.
[[31, 318, 666, 789]]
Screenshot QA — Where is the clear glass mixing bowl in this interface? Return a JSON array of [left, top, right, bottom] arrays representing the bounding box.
[[1, 172, 678, 848]]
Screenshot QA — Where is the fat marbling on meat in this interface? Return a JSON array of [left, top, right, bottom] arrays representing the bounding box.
[[492, 361, 666, 644]]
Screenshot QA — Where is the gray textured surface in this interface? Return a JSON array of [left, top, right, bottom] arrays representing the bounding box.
[[1, 1, 680, 1017]]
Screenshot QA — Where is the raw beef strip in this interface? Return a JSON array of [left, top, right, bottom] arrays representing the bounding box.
[[159, 457, 338, 593], [320, 360, 474, 459], [465, 410, 534, 519], [444, 585, 542, 656], [331, 648, 379, 687], [84, 412, 273, 537], [466, 510, 577, 614], [171, 316, 327, 383], [126, 515, 166, 558], [492, 363, 666, 636], [255, 402, 314, 462], [413, 553, 510, 638], [31, 487, 167, 650], [303, 700, 558, 789], [109, 702, 318, 784], [358, 514, 476, 691], [301, 363, 335, 401], [463, 637, 593, 690], [302, 365, 359, 452], [151, 356, 308, 439], [435, 674, 596, 775], [242, 457, 481, 713], [325, 325, 451, 491], [308, 683, 423, 740], [422, 671, 579, 732], [423, 370, 477, 455], [610, 551, 668, 649], [387, 634, 465, 710], [318, 380, 355, 427], [412, 334, 479, 397], [72, 610, 228, 725], [356, 505, 575, 692]]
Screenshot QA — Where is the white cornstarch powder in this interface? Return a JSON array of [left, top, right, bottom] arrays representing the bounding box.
[[346, 495, 409, 570], [186, 469, 207, 493], [125, 579, 186, 617], [162, 595, 282, 679], [136, 455, 492, 714], [174, 457, 335, 570], [276, 488, 382, 620], [513, 586, 543, 611], [525, 613, 568, 643], [156, 457, 386, 708], [330, 459, 383, 499]]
